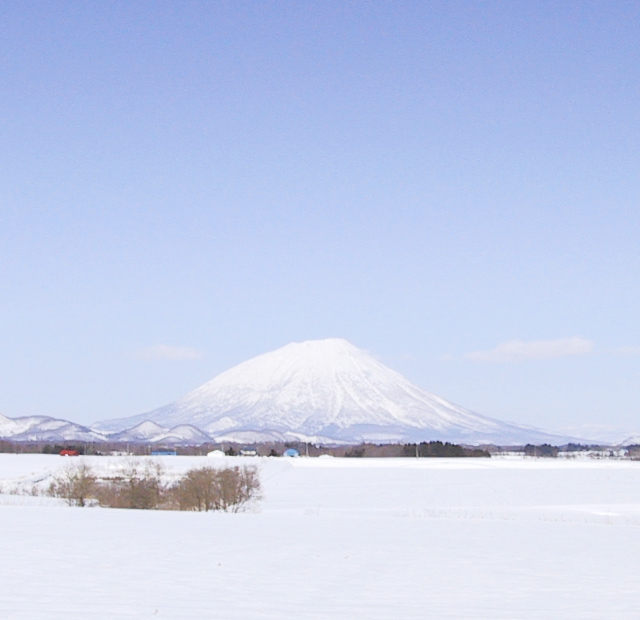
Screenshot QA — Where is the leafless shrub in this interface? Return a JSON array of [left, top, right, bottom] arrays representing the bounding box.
[[170, 465, 261, 512], [48, 461, 97, 507], [46, 459, 261, 512], [95, 459, 165, 509], [171, 466, 218, 512]]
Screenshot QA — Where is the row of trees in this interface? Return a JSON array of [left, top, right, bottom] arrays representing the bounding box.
[[403, 441, 491, 458], [523, 444, 560, 457], [48, 461, 261, 511]]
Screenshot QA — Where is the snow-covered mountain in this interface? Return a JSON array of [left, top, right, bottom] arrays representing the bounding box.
[[110, 420, 168, 442], [620, 436, 640, 447], [95, 338, 570, 445], [0, 412, 104, 442], [111, 422, 213, 444], [0, 411, 214, 445]]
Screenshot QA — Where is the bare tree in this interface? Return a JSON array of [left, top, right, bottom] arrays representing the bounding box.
[[48, 461, 97, 507], [215, 465, 261, 512], [48, 459, 261, 513], [171, 465, 261, 512], [172, 466, 218, 512], [95, 459, 165, 509]]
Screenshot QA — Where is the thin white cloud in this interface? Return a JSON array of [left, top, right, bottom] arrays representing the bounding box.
[[464, 337, 594, 363], [134, 344, 204, 361]]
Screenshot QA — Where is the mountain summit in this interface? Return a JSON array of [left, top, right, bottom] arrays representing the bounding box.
[[96, 338, 561, 445]]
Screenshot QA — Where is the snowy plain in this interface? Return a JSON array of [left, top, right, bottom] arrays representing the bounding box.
[[2, 454, 640, 619]]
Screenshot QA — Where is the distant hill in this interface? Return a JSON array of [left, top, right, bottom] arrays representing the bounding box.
[[0, 412, 104, 443]]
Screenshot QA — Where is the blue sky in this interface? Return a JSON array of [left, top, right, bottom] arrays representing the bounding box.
[[1, 1, 638, 434]]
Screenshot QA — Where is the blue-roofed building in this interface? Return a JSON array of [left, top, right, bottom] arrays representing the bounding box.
[[239, 446, 258, 456]]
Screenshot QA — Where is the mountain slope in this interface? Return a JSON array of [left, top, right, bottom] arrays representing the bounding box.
[[96, 338, 567, 445], [0, 412, 105, 442]]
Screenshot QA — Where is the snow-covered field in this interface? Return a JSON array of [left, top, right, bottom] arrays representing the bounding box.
[[2, 454, 640, 618]]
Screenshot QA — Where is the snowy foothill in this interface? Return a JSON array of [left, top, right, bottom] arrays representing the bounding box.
[[2, 454, 640, 618]]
